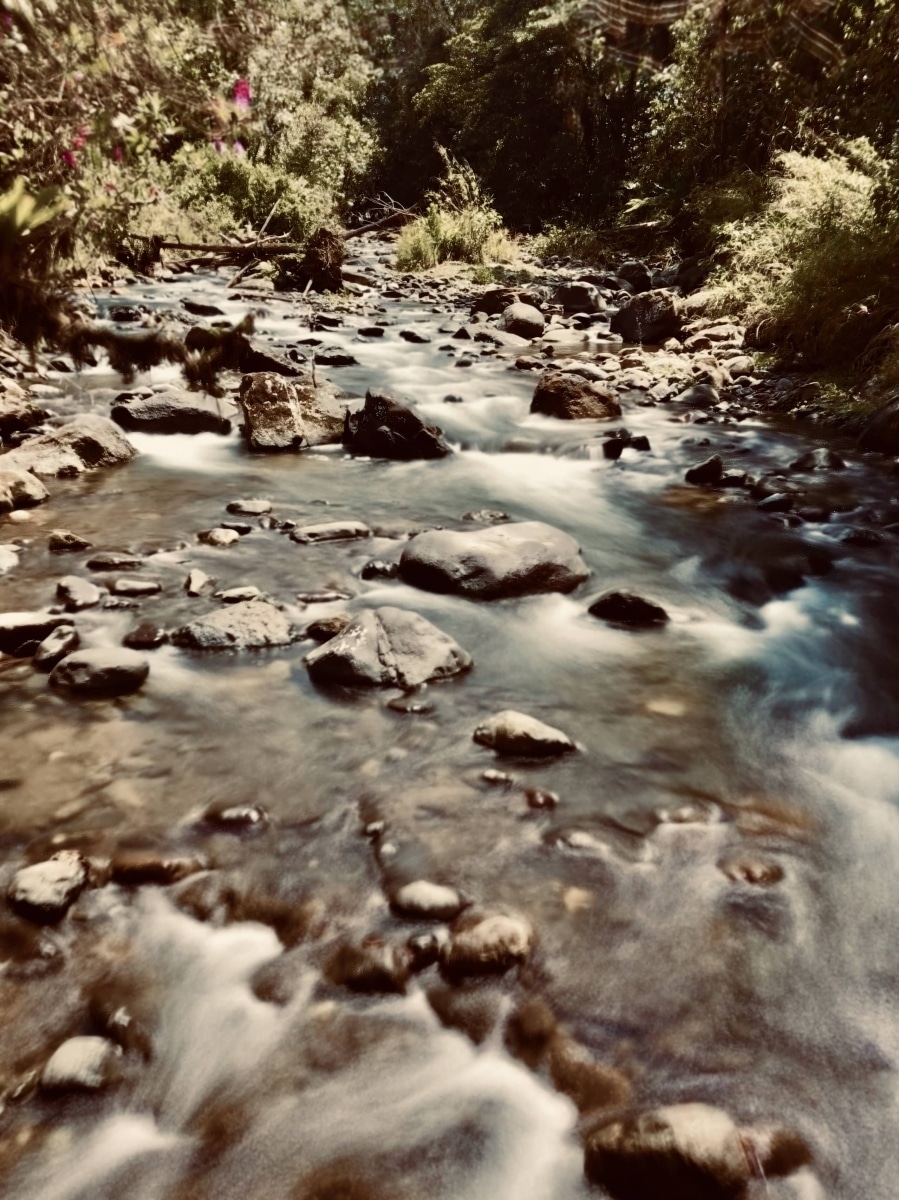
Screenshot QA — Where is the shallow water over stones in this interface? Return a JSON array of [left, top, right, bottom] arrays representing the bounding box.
[[0, 243, 898, 1199]]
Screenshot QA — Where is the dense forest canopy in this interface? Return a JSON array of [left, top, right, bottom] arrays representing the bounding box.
[[1, 0, 898, 389]]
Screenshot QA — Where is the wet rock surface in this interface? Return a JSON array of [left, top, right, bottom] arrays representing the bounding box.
[[0, 241, 895, 1200], [50, 647, 150, 694], [343, 389, 452, 459], [399, 521, 589, 599], [3, 414, 135, 477], [238, 371, 347, 450], [305, 606, 472, 688]]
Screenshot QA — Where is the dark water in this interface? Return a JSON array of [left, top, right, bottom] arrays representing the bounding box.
[[1, 245, 898, 1199]]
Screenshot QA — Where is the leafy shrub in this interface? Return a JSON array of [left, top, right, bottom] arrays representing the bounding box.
[[697, 146, 899, 371], [534, 223, 612, 264], [171, 147, 335, 241]]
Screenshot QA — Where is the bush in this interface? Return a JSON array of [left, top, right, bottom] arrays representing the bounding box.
[[171, 147, 336, 241], [533, 223, 612, 264], [696, 146, 899, 372], [395, 150, 514, 270]]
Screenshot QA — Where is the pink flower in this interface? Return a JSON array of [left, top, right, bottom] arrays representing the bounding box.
[[233, 79, 251, 109], [60, 150, 77, 168], [113, 146, 123, 162], [71, 135, 86, 150], [232, 139, 246, 157], [213, 137, 223, 154]]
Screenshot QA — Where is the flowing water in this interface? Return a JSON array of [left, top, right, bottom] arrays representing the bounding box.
[[1, 243, 898, 1199]]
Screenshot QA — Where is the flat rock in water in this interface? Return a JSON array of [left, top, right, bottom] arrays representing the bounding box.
[[51, 648, 150, 694], [589, 591, 669, 629], [41, 1036, 122, 1092], [109, 577, 162, 597], [8, 850, 88, 922], [56, 575, 102, 611], [473, 710, 576, 757], [87, 552, 144, 571], [172, 599, 294, 651], [198, 528, 240, 547], [48, 529, 92, 553], [531, 373, 621, 420], [0, 612, 69, 656], [226, 498, 272, 516], [343, 390, 451, 460], [305, 605, 471, 689], [0, 467, 50, 513], [290, 520, 372, 545], [111, 391, 231, 435], [185, 568, 214, 595], [238, 372, 347, 451], [399, 521, 589, 599], [441, 911, 534, 977], [390, 880, 467, 921], [33, 625, 79, 671], [3, 415, 135, 478], [584, 1103, 752, 1199]]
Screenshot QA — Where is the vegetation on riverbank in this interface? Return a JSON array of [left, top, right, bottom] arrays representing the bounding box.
[[1, 0, 897, 409]]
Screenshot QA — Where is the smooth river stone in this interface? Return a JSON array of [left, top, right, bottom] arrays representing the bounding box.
[[399, 521, 589, 599]]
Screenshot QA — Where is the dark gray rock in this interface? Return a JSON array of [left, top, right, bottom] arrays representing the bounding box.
[[3, 415, 135, 478], [87, 552, 144, 571], [610, 289, 682, 344], [399, 521, 589, 599], [47, 529, 91, 553], [499, 303, 545, 339], [0, 378, 49, 440], [289, 520, 371, 545], [305, 605, 471, 688], [531, 372, 621, 421], [8, 850, 88, 922], [552, 282, 601, 313], [674, 383, 719, 409], [238, 372, 347, 451], [790, 446, 846, 471], [33, 625, 79, 671], [0, 467, 49, 513], [400, 328, 431, 344], [589, 592, 669, 629], [343, 390, 452, 460], [0, 612, 69, 656], [473, 710, 576, 757], [172, 599, 294, 650], [111, 391, 231, 435], [51, 648, 150, 694], [617, 261, 652, 293], [325, 938, 409, 994], [123, 622, 167, 649], [685, 454, 725, 486]]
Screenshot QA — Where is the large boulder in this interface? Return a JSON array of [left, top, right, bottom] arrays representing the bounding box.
[[473, 710, 576, 757], [50, 648, 150, 695], [858, 397, 899, 455], [0, 612, 69, 656], [111, 389, 231, 435], [237, 372, 346, 451], [610, 289, 683, 344], [305, 606, 471, 689], [531, 372, 621, 421], [589, 591, 669, 629], [0, 466, 49, 512], [343, 390, 451, 460], [499, 303, 545, 339], [3, 415, 135, 477], [399, 521, 589, 600], [172, 599, 294, 651], [617, 261, 653, 293], [0, 378, 49, 441], [552, 282, 601, 313], [584, 1104, 751, 1200]]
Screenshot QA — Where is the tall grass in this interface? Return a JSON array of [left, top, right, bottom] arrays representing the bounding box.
[[395, 148, 515, 270]]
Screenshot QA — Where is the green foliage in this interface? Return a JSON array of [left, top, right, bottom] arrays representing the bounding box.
[[533, 222, 612, 263], [697, 147, 899, 373], [395, 150, 515, 269], [172, 147, 335, 241]]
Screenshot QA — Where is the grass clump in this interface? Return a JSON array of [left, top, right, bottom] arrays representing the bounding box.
[[395, 149, 515, 271], [534, 223, 611, 264], [696, 145, 899, 375]]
